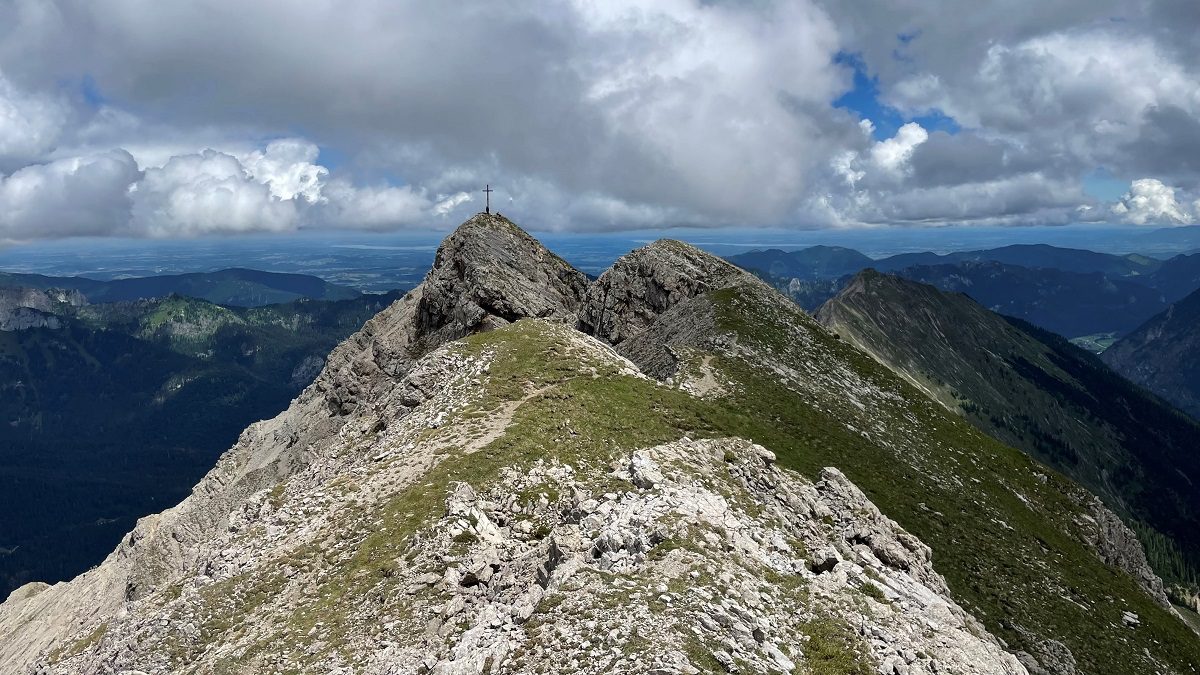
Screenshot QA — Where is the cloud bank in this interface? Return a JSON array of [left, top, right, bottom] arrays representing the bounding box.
[[0, 0, 1197, 239]]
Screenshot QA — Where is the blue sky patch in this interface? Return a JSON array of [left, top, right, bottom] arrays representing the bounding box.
[[833, 52, 959, 140], [1082, 167, 1129, 202]]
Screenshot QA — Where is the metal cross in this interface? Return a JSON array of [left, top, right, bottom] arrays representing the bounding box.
[[482, 184, 493, 214]]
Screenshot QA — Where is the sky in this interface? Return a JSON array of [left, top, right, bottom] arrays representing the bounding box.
[[0, 0, 1198, 243]]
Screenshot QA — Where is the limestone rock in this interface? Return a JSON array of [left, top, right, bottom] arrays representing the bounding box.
[[317, 211, 587, 415], [0, 286, 87, 330], [1072, 495, 1170, 608], [578, 239, 747, 346], [0, 306, 61, 331], [417, 212, 587, 337]]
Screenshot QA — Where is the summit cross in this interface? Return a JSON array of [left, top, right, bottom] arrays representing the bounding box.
[[483, 184, 493, 214]]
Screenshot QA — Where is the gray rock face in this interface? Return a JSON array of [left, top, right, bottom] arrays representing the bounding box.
[[288, 354, 326, 388], [0, 287, 85, 331], [578, 239, 747, 346], [418, 212, 587, 338], [1074, 495, 1171, 608], [316, 212, 588, 415], [0, 287, 86, 314], [0, 307, 61, 331]]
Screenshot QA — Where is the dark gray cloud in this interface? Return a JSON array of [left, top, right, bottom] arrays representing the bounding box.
[[1122, 106, 1200, 180], [0, 0, 1197, 238]]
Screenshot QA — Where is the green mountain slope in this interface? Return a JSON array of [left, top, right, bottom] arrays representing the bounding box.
[[1103, 287, 1200, 420], [1145, 253, 1200, 303], [815, 270, 1200, 602], [590, 254, 1199, 673], [0, 292, 400, 598]]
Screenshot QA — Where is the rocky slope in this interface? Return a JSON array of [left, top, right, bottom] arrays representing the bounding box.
[[0, 287, 85, 331], [1102, 287, 1200, 421], [816, 270, 1200, 602], [578, 238, 743, 346], [1, 216, 1198, 674]]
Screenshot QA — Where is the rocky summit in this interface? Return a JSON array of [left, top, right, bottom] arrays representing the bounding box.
[[1, 214, 1198, 675]]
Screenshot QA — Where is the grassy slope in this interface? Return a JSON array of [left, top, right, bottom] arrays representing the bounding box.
[[703, 285, 1200, 673], [817, 273, 1200, 595], [134, 311, 1199, 673], [1102, 287, 1200, 421]]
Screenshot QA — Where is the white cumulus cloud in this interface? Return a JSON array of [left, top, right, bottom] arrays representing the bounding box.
[[0, 150, 140, 241], [870, 122, 929, 175], [241, 139, 327, 203], [0, 71, 68, 168], [1112, 178, 1194, 225], [131, 149, 300, 237], [319, 180, 458, 230]]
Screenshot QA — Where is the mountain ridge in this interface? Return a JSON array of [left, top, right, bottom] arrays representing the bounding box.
[[2, 214, 1197, 674], [816, 270, 1200, 603], [0, 268, 361, 307], [1102, 287, 1200, 420]]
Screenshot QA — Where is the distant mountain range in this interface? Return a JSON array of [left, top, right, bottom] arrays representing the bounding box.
[[729, 244, 1200, 340], [721, 245, 875, 281], [0, 268, 362, 307], [1103, 287, 1200, 421], [817, 270, 1200, 604], [730, 243, 1162, 281], [896, 262, 1167, 337], [871, 243, 1163, 277], [0, 284, 399, 598]]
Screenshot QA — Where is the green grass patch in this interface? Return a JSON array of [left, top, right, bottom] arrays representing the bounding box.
[[800, 617, 874, 675]]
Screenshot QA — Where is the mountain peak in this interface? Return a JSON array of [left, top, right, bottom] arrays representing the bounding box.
[[445, 210, 524, 237], [828, 267, 907, 301], [420, 212, 587, 333], [314, 212, 586, 416], [578, 237, 750, 345]]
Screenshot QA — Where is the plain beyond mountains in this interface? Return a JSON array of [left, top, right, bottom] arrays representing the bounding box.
[[1, 223, 1199, 295]]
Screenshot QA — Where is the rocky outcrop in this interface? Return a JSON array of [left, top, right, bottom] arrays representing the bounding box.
[[1073, 495, 1171, 608], [0, 287, 85, 331], [0, 287, 86, 314], [417, 212, 587, 338], [578, 238, 747, 346], [0, 307, 61, 331], [318, 212, 587, 415]]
